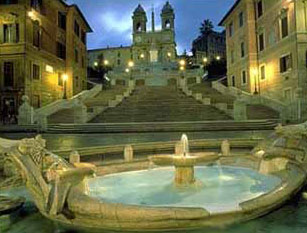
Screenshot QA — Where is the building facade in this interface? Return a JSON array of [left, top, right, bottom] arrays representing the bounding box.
[[219, 0, 307, 119], [0, 0, 92, 114], [192, 31, 226, 65], [88, 2, 195, 87]]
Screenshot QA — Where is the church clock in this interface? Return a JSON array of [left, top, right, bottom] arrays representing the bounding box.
[[135, 36, 142, 43]]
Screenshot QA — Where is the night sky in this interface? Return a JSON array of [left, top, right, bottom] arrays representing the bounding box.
[[67, 0, 236, 54]]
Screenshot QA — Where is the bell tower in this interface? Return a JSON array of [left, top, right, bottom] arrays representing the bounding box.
[[161, 1, 175, 30], [132, 4, 147, 33]]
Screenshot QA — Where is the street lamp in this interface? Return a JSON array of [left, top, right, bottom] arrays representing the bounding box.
[[94, 61, 98, 67], [62, 74, 68, 99], [216, 56, 221, 61], [179, 59, 186, 66], [203, 57, 208, 63], [104, 60, 109, 66]]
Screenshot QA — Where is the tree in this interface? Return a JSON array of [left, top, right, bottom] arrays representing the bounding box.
[[199, 19, 214, 35]]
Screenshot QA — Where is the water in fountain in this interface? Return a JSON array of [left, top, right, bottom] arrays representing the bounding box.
[[181, 134, 189, 157]]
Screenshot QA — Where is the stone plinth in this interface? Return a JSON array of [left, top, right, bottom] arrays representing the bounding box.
[[124, 145, 133, 162], [202, 98, 211, 105], [70, 151, 81, 164], [221, 140, 230, 156], [234, 100, 247, 121], [195, 93, 202, 101]]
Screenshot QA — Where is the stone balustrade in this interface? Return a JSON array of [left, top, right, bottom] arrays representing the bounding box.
[[212, 78, 288, 121], [181, 81, 233, 118]]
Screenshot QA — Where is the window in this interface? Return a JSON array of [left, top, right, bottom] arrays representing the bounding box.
[[257, 0, 263, 18], [231, 76, 236, 87], [81, 30, 86, 44], [74, 20, 80, 37], [281, 15, 289, 39], [58, 73, 63, 86], [0, 0, 18, 4], [260, 65, 266, 80], [33, 21, 40, 48], [165, 20, 171, 29], [32, 95, 40, 108], [280, 54, 292, 73], [56, 42, 66, 59], [31, 0, 44, 14], [239, 12, 244, 27], [74, 49, 79, 63], [241, 42, 245, 57], [231, 50, 234, 63], [32, 64, 40, 80], [228, 22, 234, 37], [241, 70, 247, 85], [258, 32, 265, 51], [3, 24, 19, 43], [58, 12, 66, 30], [3, 62, 14, 87], [75, 76, 79, 88]]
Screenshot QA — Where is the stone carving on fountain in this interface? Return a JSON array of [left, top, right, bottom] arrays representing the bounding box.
[[253, 123, 307, 174], [150, 134, 220, 187], [7, 135, 95, 217]]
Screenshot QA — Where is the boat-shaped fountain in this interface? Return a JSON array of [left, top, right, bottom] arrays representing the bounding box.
[[3, 123, 307, 232]]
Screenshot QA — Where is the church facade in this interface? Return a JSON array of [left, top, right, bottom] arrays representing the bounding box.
[[88, 2, 201, 86]]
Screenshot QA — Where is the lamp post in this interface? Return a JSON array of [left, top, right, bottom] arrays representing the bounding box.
[[252, 69, 258, 95], [62, 74, 68, 99], [128, 61, 134, 80]]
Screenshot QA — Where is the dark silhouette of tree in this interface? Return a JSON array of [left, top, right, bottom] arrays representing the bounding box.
[[199, 19, 214, 35]]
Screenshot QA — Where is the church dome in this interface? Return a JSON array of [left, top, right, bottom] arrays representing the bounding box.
[[134, 4, 146, 14], [162, 1, 174, 14]]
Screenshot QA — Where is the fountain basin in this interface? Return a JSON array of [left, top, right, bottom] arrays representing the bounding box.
[[88, 165, 282, 212]]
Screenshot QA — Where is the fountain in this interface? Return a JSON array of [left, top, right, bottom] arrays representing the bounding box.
[[2, 123, 307, 232], [149, 134, 219, 186]]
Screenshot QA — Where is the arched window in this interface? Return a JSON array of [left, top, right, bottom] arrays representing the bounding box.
[[231, 76, 236, 87], [165, 20, 171, 29], [136, 22, 142, 32]]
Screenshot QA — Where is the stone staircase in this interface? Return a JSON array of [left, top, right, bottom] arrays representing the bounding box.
[[90, 86, 232, 123], [48, 86, 128, 124], [189, 82, 280, 120]]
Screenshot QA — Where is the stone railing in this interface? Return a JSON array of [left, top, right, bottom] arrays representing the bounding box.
[[180, 78, 233, 118], [18, 84, 102, 128], [212, 77, 287, 120]]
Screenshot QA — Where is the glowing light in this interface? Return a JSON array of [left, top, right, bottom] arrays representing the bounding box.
[[216, 56, 221, 61], [179, 60, 186, 66], [45, 65, 54, 73], [252, 68, 258, 76], [140, 54, 145, 59], [203, 57, 208, 63], [28, 11, 35, 18], [104, 60, 109, 65], [180, 66, 185, 71], [94, 62, 98, 67], [105, 76, 110, 81], [128, 61, 134, 68], [125, 68, 130, 73], [62, 74, 68, 82], [167, 52, 172, 57]]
